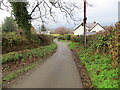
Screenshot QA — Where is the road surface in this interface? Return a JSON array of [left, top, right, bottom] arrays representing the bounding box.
[[12, 40, 83, 88]]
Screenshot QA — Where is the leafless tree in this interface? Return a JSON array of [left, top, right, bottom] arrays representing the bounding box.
[[0, 0, 93, 26], [29, 0, 83, 25], [54, 27, 67, 34], [0, 0, 11, 11]]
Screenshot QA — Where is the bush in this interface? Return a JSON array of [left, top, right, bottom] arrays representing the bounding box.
[[68, 42, 119, 88], [58, 35, 66, 40], [2, 32, 28, 53], [58, 35, 71, 41], [2, 32, 28, 47], [66, 35, 71, 40], [71, 36, 84, 43], [68, 22, 119, 88], [2, 32, 54, 54], [37, 34, 54, 45]]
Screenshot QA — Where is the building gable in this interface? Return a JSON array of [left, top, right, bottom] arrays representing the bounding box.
[[90, 23, 105, 32], [74, 23, 83, 31], [73, 22, 105, 36]]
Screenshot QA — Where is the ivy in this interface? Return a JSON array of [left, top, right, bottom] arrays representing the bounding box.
[[9, 1, 32, 39]]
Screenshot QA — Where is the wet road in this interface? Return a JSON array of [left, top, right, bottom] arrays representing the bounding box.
[[12, 40, 83, 88]]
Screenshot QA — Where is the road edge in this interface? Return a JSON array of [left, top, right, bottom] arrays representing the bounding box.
[[71, 49, 93, 88]]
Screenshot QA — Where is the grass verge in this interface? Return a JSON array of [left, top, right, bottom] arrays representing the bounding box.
[[3, 64, 36, 82], [2, 42, 57, 64], [2, 42, 57, 87], [59, 40, 68, 42], [68, 42, 119, 88]]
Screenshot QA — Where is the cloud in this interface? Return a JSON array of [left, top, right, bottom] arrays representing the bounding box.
[[0, 10, 11, 25], [86, 0, 119, 25], [0, 0, 119, 29]]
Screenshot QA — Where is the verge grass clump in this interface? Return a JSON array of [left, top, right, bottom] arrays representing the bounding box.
[[2, 42, 57, 64], [68, 22, 119, 88]]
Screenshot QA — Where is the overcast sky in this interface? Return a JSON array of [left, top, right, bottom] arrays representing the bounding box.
[[0, 0, 119, 29]]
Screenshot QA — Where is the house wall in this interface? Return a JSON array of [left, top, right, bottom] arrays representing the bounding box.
[[90, 24, 104, 32], [40, 31, 51, 35], [46, 31, 51, 35], [74, 24, 104, 36], [74, 26, 84, 35]]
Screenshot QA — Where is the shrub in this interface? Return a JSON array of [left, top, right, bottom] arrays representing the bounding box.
[[2, 32, 28, 47], [37, 34, 53, 45], [58, 35, 66, 40], [2, 32, 54, 54], [58, 35, 71, 41], [71, 36, 84, 43], [68, 22, 119, 88], [66, 35, 71, 40]]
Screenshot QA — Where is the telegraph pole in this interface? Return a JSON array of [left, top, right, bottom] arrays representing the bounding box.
[[83, 0, 87, 48]]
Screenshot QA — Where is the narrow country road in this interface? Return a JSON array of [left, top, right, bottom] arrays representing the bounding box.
[[12, 40, 83, 88]]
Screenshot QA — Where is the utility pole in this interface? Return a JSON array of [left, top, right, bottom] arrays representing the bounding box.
[[83, 0, 87, 48], [39, 26, 41, 34]]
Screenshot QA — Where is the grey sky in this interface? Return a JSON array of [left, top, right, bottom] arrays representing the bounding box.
[[0, 0, 119, 29], [87, 0, 119, 26]]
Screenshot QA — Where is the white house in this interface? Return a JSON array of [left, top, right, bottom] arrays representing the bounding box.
[[40, 30, 51, 35], [36, 29, 51, 35], [73, 22, 105, 36]]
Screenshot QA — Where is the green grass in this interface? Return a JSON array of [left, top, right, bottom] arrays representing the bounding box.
[[68, 42, 119, 88], [59, 40, 68, 42], [3, 64, 36, 82], [79, 53, 119, 88], [2, 42, 57, 86], [68, 42, 81, 50], [1, 42, 57, 64], [51, 34, 60, 36]]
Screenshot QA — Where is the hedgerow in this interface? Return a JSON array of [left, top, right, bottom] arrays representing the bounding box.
[[58, 35, 72, 41], [2, 32, 54, 54], [2, 42, 57, 64], [68, 22, 119, 88]]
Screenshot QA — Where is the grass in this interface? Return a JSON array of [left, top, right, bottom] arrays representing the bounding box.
[[79, 53, 119, 88], [68, 42, 81, 50], [68, 42, 119, 88], [59, 40, 68, 42], [51, 34, 60, 36], [3, 64, 36, 82], [2, 42, 57, 86], [1, 42, 57, 64]]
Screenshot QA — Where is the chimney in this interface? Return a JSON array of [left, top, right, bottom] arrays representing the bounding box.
[[94, 21, 96, 23]]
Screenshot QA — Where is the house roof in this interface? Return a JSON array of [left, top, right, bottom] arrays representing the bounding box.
[[74, 22, 104, 31], [86, 23, 97, 30]]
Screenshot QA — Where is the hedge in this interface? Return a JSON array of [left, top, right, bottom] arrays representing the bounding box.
[[1, 42, 57, 64], [2, 32, 54, 54]]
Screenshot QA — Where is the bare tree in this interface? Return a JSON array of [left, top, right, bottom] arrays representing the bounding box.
[[54, 27, 67, 34], [29, 0, 83, 25], [0, 0, 93, 26], [0, 0, 93, 47], [0, 0, 11, 11]]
